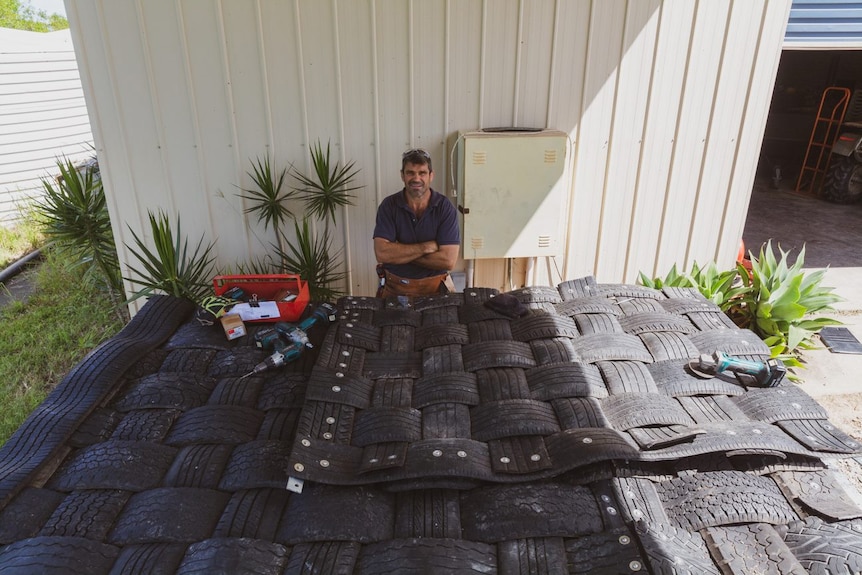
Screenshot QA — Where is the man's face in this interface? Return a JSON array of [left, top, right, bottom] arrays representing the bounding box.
[[401, 162, 434, 200]]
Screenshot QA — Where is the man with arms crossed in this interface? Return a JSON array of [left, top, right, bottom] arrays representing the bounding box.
[[373, 148, 460, 298]]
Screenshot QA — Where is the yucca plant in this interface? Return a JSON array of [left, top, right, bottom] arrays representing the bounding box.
[[735, 241, 843, 367], [35, 156, 121, 292], [274, 217, 346, 302], [124, 210, 216, 304], [238, 155, 294, 256], [291, 140, 362, 229]]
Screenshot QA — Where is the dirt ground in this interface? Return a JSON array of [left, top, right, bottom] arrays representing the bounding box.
[[809, 393, 862, 497]]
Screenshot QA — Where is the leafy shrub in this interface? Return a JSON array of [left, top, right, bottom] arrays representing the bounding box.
[[124, 211, 216, 304], [35, 157, 121, 292]]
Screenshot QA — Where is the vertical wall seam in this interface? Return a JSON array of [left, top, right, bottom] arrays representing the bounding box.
[[444, 0, 451, 141], [652, 0, 699, 277], [134, 0, 176, 216], [293, 0, 311, 155], [214, 0, 249, 258], [545, 0, 560, 128], [714, 0, 771, 263], [371, 0, 383, 205], [175, 1, 218, 251], [623, 1, 663, 281], [331, 0, 353, 292], [478, 0, 487, 127], [592, 0, 629, 277], [255, 0, 274, 154], [512, 0, 524, 125], [408, 0, 415, 144], [683, 0, 732, 267], [74, 0, 135, 299], [562, 0, 593, 280]]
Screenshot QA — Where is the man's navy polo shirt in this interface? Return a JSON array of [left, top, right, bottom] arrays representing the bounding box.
[[373, 188, 460, 279]]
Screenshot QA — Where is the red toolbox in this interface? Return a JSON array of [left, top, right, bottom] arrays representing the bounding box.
[[213, 274, 310, 322]]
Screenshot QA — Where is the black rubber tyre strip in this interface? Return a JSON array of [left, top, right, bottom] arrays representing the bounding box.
[[565, 528, 649, 574], [372, 308, 422, 327], [177, 537, 290, 574], [214, 487, 291, 540], [355, 538, 496, 575], [218, 439, 294, 491], [777, 419, 862, 453], [113, 372, 217, 412], [529, 337, 579, 364], [393, 489, 462, 539], [0, 295, 194, 507], [47, 439, 178, 492], [597, 360, 658, 395], [640, 331, 700, 361], [618, 311, 697, 335], [557, 276, 599, 299], [773, 469, 862, 521], [108, 487, 231, 545], [573, 312, 623, 334], [634, 520, 721, 575], [286, 541, 361, 574], [704, 523, 807, 575], [162, 443, 234, 488], [0, 535, 120, 574], [554, 296, 619, 316], [500, 537, 568, 575], [468, 318, 513, 342], [509, 285, 563, 304], [780, 516, 862, 574]]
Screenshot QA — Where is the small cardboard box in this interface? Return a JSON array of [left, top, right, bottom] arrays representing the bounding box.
[[220, 313, 246, 340]]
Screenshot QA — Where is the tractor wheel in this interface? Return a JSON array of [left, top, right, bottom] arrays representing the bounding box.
[[822, 155, 862, 204]]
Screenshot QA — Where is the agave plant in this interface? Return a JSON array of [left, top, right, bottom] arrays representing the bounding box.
[[238, 155, 294, 256], [736, 241, 843, 367], [124, 210, 216, 304], [291, 140, 361, 229], [35, 156, 122, 292], [274, 217, 346, 302], [638, 261, 748, 311]]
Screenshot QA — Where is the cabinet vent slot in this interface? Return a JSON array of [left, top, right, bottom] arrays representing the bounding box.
[[471, 237, 485, 250], [472, 151, 487, 165], [544, 150, 558, 164], [538, 235, 551, 248]]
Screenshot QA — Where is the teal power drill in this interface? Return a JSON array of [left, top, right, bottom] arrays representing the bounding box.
[[242, 303, 337, 379], [689, 351, 786, 387]]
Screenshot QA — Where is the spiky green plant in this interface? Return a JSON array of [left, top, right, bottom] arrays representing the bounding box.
[[736, 241, 843, 367], [35, 156, 121, 292], [239, 155, 294, 256], [638, 261, 748, 311], [275, 217, 345, 301], [124, 210, 216, 304], [291, 140, 361, 228]]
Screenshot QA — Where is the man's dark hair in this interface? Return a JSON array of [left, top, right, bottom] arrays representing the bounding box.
[[401, 148, 433, 172]]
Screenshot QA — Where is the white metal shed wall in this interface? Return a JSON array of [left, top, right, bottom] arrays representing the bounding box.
[[0, 28, 94, 224], [67, 0, 791, 304]]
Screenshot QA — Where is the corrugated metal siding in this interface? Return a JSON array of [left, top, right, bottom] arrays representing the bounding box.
[[785, 0, 862, 48], [67, 0, 791, 306], [0, 29, 94, 224]]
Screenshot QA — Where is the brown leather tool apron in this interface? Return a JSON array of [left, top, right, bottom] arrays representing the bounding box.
[[377, 269, 450, 298]]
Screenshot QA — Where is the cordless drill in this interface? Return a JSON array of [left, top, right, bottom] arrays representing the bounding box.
[[242, 303, 337, 379]]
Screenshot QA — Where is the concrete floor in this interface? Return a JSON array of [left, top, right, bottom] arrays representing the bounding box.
[[743, 178, 862, 396]]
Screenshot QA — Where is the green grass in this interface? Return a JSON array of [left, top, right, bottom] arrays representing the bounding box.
[[0, 247, 128, 445], [0, 219, 44, 269]]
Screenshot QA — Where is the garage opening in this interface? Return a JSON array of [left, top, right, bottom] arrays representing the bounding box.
[[745, 49, 862, 269]]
